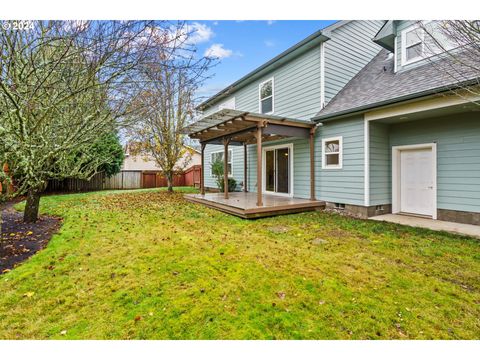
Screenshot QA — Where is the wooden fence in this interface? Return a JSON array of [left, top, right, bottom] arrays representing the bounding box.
[[104, 171, 141, 189], [46, 172, 106, 193], [45, 166, 201, 193], [184, 165, 201, 188]]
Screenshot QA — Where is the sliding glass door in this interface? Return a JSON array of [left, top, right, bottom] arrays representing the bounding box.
[[264, 146, 291, 195]]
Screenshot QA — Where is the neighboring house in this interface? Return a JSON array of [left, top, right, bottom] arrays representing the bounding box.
[[122, 144, 201, 172], [187, 20, 480, 225]]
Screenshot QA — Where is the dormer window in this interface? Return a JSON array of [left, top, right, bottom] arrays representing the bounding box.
[[404, 28, 423, 63], [259, 78, 274, 114], [401, 21, 455, 66]]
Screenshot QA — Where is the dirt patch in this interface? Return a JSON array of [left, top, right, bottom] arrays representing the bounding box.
[[1, 203, 61, 273]]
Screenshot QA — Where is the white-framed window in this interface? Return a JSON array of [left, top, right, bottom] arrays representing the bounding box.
[[401, 21, 456, 66], [322, 136, 343, 169], [210, 150, 233, 176], [218, 97, 236, 110], [259, 78, 274, 114]]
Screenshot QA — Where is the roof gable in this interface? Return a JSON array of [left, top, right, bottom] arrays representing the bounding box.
[[314, 49, 480, 121]]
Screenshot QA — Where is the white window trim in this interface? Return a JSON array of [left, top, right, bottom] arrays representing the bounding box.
[[210, 149, 233, 177], [400, 21, 456, 67], [258, 77, 274, 114], [401, 24, 425, 66], [393, 35, 398, 73], [322, 136, 343, 170], [261, 143, 294, 198], [391, 143, 437, 219]]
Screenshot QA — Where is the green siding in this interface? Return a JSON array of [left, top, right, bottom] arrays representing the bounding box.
[[317, 116, 365, 205], [389, 113, 480, 213], [203, 30, 325, 192], [243, 115, 365, 205], [369, 122, 390, 205], [204, 44, 322, 120], [201, 21, 382, 202], [324, 21, 384, 103]]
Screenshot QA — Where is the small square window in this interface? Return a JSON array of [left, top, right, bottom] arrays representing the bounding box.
[[322, 136, 342, 169]]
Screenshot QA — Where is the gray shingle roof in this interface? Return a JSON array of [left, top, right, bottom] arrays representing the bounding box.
[[314, 49, 480, 120]]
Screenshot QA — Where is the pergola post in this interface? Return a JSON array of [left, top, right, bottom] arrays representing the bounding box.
[[200, 142, 206, 196], [243, 143, 248, 192], [309, 128, 316, 201], [256, 125, 263, 206], [223, 137, 230, 199]]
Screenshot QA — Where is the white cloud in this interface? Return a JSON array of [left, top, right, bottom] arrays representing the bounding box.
[[213, 21, 219, 26], [204, 43, 233, 59], [264, 40, 275, 47], [267, 20, 276, 25], [186, 22, 214, 44]]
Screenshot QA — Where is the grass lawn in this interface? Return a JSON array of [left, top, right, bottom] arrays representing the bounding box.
[[0, 188, 479, 339]]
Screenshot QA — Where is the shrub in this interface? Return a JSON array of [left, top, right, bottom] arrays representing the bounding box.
[[211, 159, 237, 192]]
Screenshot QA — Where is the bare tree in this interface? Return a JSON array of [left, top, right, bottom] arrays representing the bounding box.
[[418, 20, 480, 102], [127, 22, 215, 192], [0, 20, 168, 222]]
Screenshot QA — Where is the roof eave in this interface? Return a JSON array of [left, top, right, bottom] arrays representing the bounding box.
[[312, 80, 479, 122]]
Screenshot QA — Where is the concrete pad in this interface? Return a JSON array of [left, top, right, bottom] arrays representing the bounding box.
[[369, 214, 480, 239]]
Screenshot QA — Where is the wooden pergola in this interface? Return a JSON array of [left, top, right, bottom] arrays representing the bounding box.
[[186, 109, 318, 206]]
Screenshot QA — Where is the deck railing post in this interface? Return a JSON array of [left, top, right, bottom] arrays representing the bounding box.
[[256, 124, 264, 206], [243, 143, 248, 192], [223, 137, 230, 199], [200, 142, 206, 196], [309, 127, 316, 201]]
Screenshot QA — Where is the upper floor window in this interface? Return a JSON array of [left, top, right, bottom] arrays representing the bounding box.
[[401, 21, 456, 66], [259, 78, 274, 114]]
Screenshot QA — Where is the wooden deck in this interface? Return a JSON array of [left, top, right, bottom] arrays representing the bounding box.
[[185, 192, 325, 219]]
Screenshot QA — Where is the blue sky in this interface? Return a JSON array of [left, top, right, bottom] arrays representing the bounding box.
[[189, 20, 337, 101]]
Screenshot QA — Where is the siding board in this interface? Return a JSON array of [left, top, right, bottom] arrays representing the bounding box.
[[391, 114, 480, 212]]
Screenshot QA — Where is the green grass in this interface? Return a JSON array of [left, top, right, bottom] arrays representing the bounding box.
[[1, 187, 479, 339]]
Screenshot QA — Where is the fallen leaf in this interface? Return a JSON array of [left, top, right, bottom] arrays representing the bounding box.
[[23, 292, 35, 298], [60, 330, 67, 335], [134, 315, 142, 322]]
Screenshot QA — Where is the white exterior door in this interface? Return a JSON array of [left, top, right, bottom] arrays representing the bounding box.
[[399, 148, 435, 216]]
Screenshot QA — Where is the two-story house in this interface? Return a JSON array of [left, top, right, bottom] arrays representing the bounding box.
[[186, 20, 480, 225]]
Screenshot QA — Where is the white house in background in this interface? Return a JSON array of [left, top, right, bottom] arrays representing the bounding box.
[[122, 144, 201, 172]]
